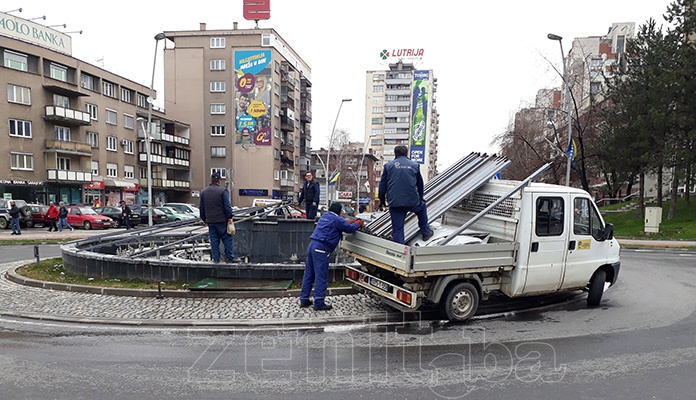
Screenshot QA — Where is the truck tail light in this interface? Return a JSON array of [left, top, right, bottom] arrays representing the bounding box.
[[396, 289, 412, 305], [346, 268, 358, 280]]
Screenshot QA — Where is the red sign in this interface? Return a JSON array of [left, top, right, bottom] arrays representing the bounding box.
[[243, 0, 271, 20], [85, 181, 105, 189], [124, 183, 140, 192]]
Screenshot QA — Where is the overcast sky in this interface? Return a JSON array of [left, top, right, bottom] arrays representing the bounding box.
[[8, 0, 674, 168]]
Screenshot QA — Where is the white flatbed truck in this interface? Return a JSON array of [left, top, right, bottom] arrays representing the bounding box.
[[341, 179, 620, 322]]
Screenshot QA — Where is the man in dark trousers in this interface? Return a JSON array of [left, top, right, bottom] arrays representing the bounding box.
[[298, 171, 321, 219], [378, 145, 433, 244], [46, 201, 59, 232], [119, 201, 133, 230], [9, 201, 21, 235], [199, 172, 238, 263], [299, 202, 363, 310]]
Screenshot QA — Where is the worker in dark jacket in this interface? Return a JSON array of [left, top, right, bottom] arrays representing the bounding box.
[[378, 145, 433, 244], [298, 171, 321, 219], [9, 201, 21, 235], [200, 172, 237, 263], [299, 202, 363, 310]]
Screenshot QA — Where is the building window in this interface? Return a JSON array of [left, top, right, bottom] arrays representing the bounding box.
[[210, 37, 225, 48], [274, 83, 280, 96], [53, 94, 69, 108], [57, 157, 71, 170], [274, 149, 280, 159], [139, 167, 146, 179], [3, 50, 28, 71], [211, 168, 226, 179], [102, 81, 116, 98], [210, 81, 226, 92], [122, 139, 134, 154], [10, 152, 33, 170], [9, 119, 31, 138], [371, 117, 383, 125], [121, 88, 132, 103], [137, 93, 147, 108], [211, 125, 226, 136], [274, 127, 280, 138], [372, 85, 384, 92], [590, 82, 602, 95], [54, 126, 71, 141], [106, 163, 117, 178], [91, 161, 99, 175], [210, 103, 226, 114], [274, 170, 280, 180], [7, 84, 31, 105], [87, 131, 99, 148], [85, 103, 98, 120], [371, 128, 383, 135], [262, 33, 272, 46], [210, 59, 226, 70], [373, 74, 385, 81], [372, 107, 383, 113], [124, 114, 134, 129], [211, 146, 226, 158], [124, 165, 134, 179], [80, 73, 96, 90], [105, 109, 117, 125], [106, 136, 117, 151], [49, 63, 68, 82]]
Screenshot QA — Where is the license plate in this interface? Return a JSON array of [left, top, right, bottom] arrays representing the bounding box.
[[369, 277, 392, 294]]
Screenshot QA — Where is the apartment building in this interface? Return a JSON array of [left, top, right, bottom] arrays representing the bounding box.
[[364, 61, 439, 192], [1, 12, 191, 207], [162, 23, 312, 207]]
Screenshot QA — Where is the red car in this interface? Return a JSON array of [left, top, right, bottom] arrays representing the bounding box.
[[66, 206, 114, 230]]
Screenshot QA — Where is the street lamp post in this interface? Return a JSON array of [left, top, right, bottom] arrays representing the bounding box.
[[143, 32, 166, 226], [325, 98, 351, 205], [547, 33, 573, 187]]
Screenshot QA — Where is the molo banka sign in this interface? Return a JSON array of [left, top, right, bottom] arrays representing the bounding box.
[[0, 12, 72, 55]]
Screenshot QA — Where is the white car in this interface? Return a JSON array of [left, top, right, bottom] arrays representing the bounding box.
[[162, 203, 200, 218]]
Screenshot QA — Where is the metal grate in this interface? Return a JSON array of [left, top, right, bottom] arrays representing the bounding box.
[[461, 193, 517, 218]]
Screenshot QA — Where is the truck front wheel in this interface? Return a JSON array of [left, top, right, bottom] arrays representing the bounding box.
[[441, 282, 479, 322], [587, 269, 606, 307]]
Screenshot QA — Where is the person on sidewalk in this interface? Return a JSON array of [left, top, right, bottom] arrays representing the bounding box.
[[120, 200, 132, 230], [57, 201, 73, 232], [46, 201, 59, 232], [200, 171, 237, 263], [378, 145, 433, 244], [298, 171, 321, 220], [9, 201, 21, 235], [299, 202, 363, 311]]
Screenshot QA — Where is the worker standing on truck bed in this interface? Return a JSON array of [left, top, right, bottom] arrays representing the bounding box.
[[299, 202, 363, 310], [378, 145, 433, 244]]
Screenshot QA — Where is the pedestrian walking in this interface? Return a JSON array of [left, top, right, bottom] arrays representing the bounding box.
[[298, 171, 321, 219], [46, 201, 59, 232], [299, 202, 363, 310], [57, 201, 73, 232], [9, 200, 21, 235], [120, 200, 132, 230], [200, 172, 238, 263], [378, 145, 433, 244]]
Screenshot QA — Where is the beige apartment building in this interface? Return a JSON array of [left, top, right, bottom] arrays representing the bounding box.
[[1, 12, 191, 207], [364, 61, 439, 192], [162, 23, 312, 207]]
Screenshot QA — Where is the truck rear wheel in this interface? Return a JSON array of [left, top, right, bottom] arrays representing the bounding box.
[[441, 282, 479, 322], [587, 269, 606, 307]]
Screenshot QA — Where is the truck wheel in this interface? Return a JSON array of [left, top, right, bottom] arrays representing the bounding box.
[[587, 269, 606, 306], [441, 282, 479, 322], [0, 218, 7, 229]]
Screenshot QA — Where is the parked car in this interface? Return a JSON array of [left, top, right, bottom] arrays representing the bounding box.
[[27, 204, 51, 227], [93, 206, 140, 228], [0, 199, 33, 229], [66, 206, 113, 230], [130, 206, 168, 225], [156, 206, 197, 222], [162, 203, 200, 218]]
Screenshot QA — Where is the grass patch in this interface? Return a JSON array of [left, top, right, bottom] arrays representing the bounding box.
[[17, 258, 190, 291], [604, 197, 696, 239]]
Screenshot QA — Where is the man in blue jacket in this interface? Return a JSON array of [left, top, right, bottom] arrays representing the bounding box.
[[200, 172, 238, 263], [299, 202, 363, 310], [298, 171, 321, 219], [378, 145, 433, 244]]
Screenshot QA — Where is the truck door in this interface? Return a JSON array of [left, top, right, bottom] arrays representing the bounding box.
[[522, 195, 568, 294], [561, 196, 609, 289]]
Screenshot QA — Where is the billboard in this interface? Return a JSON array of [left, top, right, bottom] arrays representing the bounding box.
[[410, 70, 429, 164], [235, 50, 272, 146]]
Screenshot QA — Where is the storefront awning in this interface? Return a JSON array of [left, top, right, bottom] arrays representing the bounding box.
[[104, 179, 137, 188]]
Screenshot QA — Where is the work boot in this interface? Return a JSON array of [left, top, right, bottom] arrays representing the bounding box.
[[314, 303, 333, 311], [422, 229, 434, 241], [299, 300, 313, 308]]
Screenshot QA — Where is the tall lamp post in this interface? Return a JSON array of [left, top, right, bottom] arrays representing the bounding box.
[[547, 33, 573, 187], [325, 98, 351, 205], [143, 32, 167, 226]]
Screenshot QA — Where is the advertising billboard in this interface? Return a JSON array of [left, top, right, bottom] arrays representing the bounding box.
[[235, 50, 272, 146], [410, 70, 429, 164]]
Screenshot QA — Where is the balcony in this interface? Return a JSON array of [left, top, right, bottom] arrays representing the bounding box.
[[44, 106, 92, 126], [138, 178, 191, 190], [300, 109, 312, 123], [45, 139, 93, 156], [47, 169, 92, 183], [138, 153, 190, 167], [280, 179, 294, 189], [281, 136, 294, 152], [280, 115, 295, 132]]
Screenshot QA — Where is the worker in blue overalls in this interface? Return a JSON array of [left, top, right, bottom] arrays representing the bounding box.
[[299, 202, 363, 310]]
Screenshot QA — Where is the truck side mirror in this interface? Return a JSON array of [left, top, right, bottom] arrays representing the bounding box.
[[603, 223, 614, 241]]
